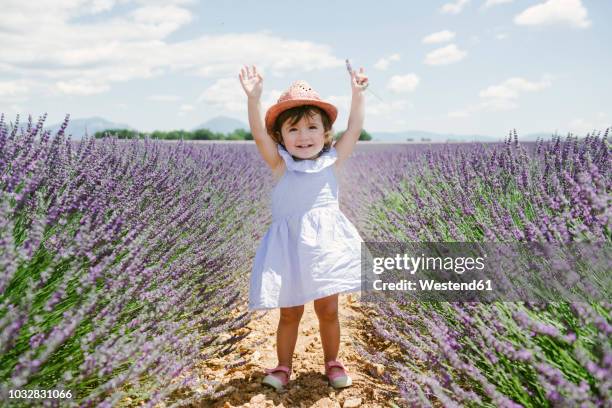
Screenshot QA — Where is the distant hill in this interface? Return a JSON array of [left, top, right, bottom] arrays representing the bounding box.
[[43, 116, 134, 139], [193, 116, 248, 134]]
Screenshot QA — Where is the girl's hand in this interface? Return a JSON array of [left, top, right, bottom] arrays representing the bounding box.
[[349, 66, 369, 94], [239, 65, 264, 100]]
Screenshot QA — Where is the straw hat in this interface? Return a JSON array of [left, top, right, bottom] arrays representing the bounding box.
[[265, 80, 338, 135]]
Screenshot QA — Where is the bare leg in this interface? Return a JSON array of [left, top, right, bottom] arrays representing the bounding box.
[[271, 304, 304, 382], [313, 294, 343, 377]]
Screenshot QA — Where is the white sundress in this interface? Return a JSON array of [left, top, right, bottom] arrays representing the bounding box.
[[248, 143, 363, 310]]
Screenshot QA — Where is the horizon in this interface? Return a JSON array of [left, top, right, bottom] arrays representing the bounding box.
[[5, 113, 591, 142]]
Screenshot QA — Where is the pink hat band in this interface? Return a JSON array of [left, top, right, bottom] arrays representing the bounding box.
[[265, 80, 338, 135]]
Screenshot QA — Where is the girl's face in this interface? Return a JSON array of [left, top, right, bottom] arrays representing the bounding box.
[[281, 113, 325, 159]]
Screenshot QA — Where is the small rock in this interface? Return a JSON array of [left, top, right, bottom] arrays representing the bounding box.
[[248, 382, 259, 390], [207, 358, 225, 367], [343, 397, 362, 408], [251, 350, 261, 361], [372, 363, 385, 376], [250, 393, 266, 403], [317, 397, 340, 407], [223, 385, 237, 394]]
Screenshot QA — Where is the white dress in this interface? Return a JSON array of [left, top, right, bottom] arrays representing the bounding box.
[[248, 144, 363, 310]]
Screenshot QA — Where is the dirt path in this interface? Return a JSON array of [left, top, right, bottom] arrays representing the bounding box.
[[188, 293, 401, 408]]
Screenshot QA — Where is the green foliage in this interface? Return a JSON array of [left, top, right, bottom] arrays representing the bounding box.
[[93, 129, 145, 139], [334, 129, 372, 141], [95, 126, 374, 142], [93, 128, 254, 140]]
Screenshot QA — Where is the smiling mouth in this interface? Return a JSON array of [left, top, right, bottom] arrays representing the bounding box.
[[297, 144, 313, 148]]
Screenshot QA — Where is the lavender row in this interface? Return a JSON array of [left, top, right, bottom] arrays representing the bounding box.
[[340, 130, 611, 407], [0, 114, 271, 407]]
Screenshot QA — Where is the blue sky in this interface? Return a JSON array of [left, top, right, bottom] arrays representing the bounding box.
[[1, 0, 610, 137]]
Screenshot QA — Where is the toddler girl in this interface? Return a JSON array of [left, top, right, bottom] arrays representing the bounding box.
[[238, 64, 369, 391]]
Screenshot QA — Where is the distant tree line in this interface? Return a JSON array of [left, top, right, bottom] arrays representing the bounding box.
[[93, 128, 372, 141]]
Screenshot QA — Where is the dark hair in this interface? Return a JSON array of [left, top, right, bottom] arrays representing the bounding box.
[[270, 105, 334, 154]]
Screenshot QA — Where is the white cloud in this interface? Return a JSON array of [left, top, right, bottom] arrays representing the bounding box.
[[182, 34, 344, 79], [448, 98, 518, 118], [424, 44, 467, 65], [485, 26, 509, 40], [0, 0, 197, 97], [133, 0, 198, 4], [374, 53, 401, 70], [484, 0, 514, 8], [198, 77, 334, 118], [149, 94, 181, 102], [514, 0, 591, 29], [197, 77, 246, 113], [365, 98, 411, 117], [326, 94, 411, 126], [55, 79, 110, 95], [479, 76, 552, 99], [422, 30, 456, 44], [449, 75, 553, 118], [0, 1, 344, 98], [179, 104, 194, 112], [386, 74, 420, 93], [440, 0, 470, 14], [130, 4, 192, 26], [0, 79, 33, 99], [317, 94, 352, 130], [567, 113, 611, 136]]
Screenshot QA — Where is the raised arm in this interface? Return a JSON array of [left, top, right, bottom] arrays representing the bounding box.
[[334, 66, 369, 167], [239, 65, 282, 171]]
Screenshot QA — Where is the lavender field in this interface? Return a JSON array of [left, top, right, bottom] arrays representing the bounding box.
[[0, 113, 610, 407], [339, 131, 611, 407]]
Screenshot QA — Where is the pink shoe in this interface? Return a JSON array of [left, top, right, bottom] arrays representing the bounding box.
[[325, 360, 353, 389], [262, 365, 291, 391]]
